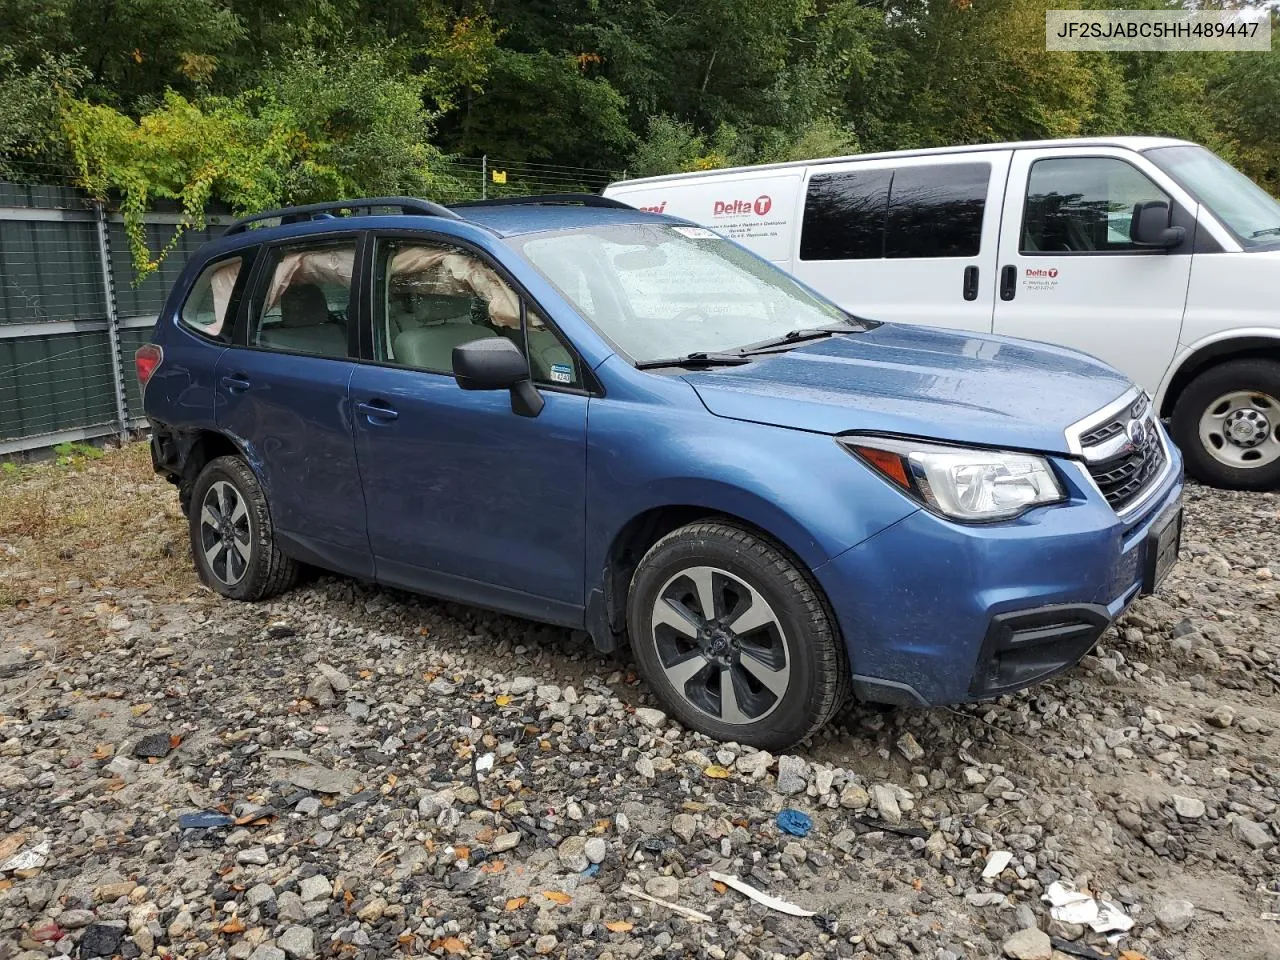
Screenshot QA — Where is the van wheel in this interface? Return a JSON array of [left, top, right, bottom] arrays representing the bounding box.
[[1172, 359, 1280, 490], [626, 520, 849, 750], [188, 455, 298, 601]]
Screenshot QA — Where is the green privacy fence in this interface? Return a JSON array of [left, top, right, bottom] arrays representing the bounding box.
[[0, 181, 232, 454], [0, 158, 616, 454]]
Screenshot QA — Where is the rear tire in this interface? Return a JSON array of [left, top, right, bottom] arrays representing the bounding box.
[[1171, 359, 1280, 490], [188, 455, 298, 601], [626, 520, 849, 750]]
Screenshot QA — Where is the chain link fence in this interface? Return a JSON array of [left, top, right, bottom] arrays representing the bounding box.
[[0, 157, 617, 456]]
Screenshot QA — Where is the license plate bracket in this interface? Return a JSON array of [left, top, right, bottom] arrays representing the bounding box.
[[1142, 501, 1182, 595]]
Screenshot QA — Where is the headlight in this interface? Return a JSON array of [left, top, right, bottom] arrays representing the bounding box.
[[841, 436, 1066, 521]]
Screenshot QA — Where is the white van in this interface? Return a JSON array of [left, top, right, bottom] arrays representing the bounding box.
[[604, 137, 1280, 489]]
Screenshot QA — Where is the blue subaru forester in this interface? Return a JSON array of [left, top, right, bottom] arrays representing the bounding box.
[[138, 195, 1183, 749]]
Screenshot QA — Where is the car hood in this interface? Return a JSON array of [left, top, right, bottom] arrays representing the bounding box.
[[681, 323, 1133, 455]]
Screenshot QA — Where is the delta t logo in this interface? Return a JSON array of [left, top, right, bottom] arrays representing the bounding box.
[[1025, 267, 1059, 278], [713, 195, 772, 217], [638, 201, 667, 213]]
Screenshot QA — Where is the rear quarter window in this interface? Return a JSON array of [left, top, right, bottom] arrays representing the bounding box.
[[180, 256, 245, 342]]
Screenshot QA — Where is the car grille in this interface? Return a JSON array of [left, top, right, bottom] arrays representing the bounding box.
[[1076, 393, 1167, 514]]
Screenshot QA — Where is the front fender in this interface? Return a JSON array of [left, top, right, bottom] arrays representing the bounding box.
[[1157, 327, 1280, 412]]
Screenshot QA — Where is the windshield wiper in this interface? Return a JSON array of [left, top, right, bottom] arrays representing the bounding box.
[[634, 352, 754, 370], [1250, 226, 1280, 238], [735, 326, 848, 356]]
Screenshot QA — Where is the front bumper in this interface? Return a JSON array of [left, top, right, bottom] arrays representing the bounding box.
[[812, 444, 1184, 706]]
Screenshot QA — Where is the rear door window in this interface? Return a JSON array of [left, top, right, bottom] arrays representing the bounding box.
[[180, 256, 245, 341], [800, 169, 891, 260], [245, 240, 358, 358], [800, 162, 990, 260], [884, 163, 989, 258]]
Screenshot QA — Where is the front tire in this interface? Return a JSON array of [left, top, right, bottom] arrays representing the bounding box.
[[188, 455, 298, 601], [626, 520, 849, 750], [1171, 359, 1280, 490]]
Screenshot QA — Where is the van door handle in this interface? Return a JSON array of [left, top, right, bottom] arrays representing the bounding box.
[[999, 264, 1017, 301], [220, 375, 251, 392], [962, 265, 979, 301], [355, 400, 399, 423]]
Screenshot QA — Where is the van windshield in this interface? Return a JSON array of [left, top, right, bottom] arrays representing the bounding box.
[[514, 223, 864, 364], [1146, 145, 1280, 247]]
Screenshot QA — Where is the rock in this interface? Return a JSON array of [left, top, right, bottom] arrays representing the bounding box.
[[896, 732, 924, 762], [1002, 927, 1052, 960], [104, 756, 139, 777], [316, 662, 351, 691], [491, 831, 522, 853], [870, 784, 902, 824], [644, 876, 679, 900], [167, 910, 194, 939], [296, 796, 321, 817], [1231, 816, 1276, 850], [249, 947, 287, 960], [247, 883, 275, 907], [671, 813, 697, 843], [634, 707, 666, 729], [775, 755, 808, 796], [558, 836, 590, 872], [736, 750, 772, 780], [536, 683, 561, 702], [427, 677, 457, 696], [277, 892, 307, 923], [55, 909, 94, 928], [814, 767, 834, 795], [237, 845, 269, 865], [356, 897, 387, 922], [1173, 795, 1206, 819], [1155, 899, 1194, 933], [1207, 705, 1235, 728], [510, 676, 537, 695], [132, 733, 171, 758], [635, 756, 656, 778], [306, 674, 335, 707], [583, 837, 607, 864], [839, 783, 870, 810], [534, 934, 558, 955], [93, 881, 136, 903], [278, 925, 315, 959], [80, 923, 125, 958], [298, 874, 330, 902]]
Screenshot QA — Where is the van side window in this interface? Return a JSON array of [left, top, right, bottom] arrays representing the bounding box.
[[800, 170, 891, 260], [180, 256, 244, 341], [800, 163, 989, 261], [884, 164, 989, 258], [1021, 158, 1171, 254]]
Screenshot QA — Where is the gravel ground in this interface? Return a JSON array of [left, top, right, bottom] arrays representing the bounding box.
[[1, 445, 1278, 960]]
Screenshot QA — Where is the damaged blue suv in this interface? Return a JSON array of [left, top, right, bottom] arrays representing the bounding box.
[[138, 195, 1183, 749]]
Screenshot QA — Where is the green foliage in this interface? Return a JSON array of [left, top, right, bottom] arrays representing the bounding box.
[[0, 47, 86, 178], [52, 441, 104, 465], [1, 461, 18, 477]]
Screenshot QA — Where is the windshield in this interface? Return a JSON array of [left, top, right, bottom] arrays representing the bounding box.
[[512, 223, 861, 363], [1146, 145, 1280, 247]]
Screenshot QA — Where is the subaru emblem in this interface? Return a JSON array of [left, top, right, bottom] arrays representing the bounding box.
[[1126, 418, 1148, 448]]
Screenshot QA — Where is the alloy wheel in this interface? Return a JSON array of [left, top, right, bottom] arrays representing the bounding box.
[[650, 565, 791, 725], [199, 479, 253, 585]]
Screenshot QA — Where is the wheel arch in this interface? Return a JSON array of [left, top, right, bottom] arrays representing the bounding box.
[[1158, 332, 1280, 418], [585, 503, 838, 654], [164, 427, 256, 514]]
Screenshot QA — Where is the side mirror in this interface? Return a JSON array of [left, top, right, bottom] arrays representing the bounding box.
[[452, 337, 544, 417], [1130, 200, 1185, 249]]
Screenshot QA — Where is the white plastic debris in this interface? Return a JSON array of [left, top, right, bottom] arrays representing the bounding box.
[[982, 851, 1013, 879], [474, 752, 495, 774], [0, 837, 49, 873], [709, 870, 816, 917], [1042, 881, 1134, 940]]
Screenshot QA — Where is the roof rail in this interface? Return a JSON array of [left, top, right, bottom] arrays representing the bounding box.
[[223, 196, 461, 235], [451, 193, 633, 210]]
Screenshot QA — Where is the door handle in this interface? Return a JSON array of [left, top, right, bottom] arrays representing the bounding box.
[[999, 264, 1017, 301], [962, 265, 979, 301], [355, 400, 399, 423], [220, 375, 251, 392]]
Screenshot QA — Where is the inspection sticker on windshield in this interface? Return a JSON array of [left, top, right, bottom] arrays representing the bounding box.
[[671, 226, 722, 240], [549, 363, 573, 384]]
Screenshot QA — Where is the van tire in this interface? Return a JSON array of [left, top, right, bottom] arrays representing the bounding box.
[[188, 455, 299, 601], [1171, 359, 1280, 490], [626, 520, 849, 750]]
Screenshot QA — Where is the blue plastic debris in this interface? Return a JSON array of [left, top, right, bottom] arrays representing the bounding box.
[[178, 811, 235, 829], [776, 809, 812, 837], [581, 863, 600, 877]]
